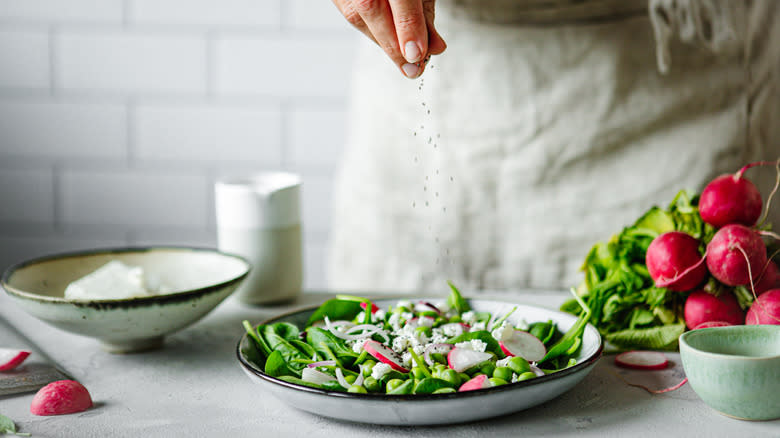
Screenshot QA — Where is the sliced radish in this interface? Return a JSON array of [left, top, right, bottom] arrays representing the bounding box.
[[458, 374, 491, 392], [30, 380, 93, 416], [0, 348, 31, 372], [363, 340, 409, 373], [302, 368, 336, 385], [499, 330, 546, 363], [360, 302, 380, 313], [614, 351, 669, 370], [447, 348, 492, 373], [693, 321, 733, 330], [415, 301, 442, 315]]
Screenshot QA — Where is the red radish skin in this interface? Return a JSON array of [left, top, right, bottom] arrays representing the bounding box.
[[363, 340, 409, 373], [692, 320, 733, 329], [746, 289, 780, 325], [30, 380, 92, 416], [684, 290, 745, 330], [699, 173, 763, 228], [706, 224, 768, 286], [0, 349, 31, 372], [614, 351, 669, 370], [753, 261, 780, 296], [646, 232, 708, 292], [499, 331, 547, 363], [447, 348, 492, 373], [359, 302, 379, 313], [458, 374, 491, 392]]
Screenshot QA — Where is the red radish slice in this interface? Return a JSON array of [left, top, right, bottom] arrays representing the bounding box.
[[447, 348, 492, 373], [302, 367, 337, 385], [458, 374, 491, 392], [614, 351, 669, 370], [415, 301, 442, 315], [0, 348, 31, 372], [692, 321, 733, 330], [363, 340, 409, 373], [499, 330, 546, 363], [360, 302, 380, 313], [30, 380, 92, 416]]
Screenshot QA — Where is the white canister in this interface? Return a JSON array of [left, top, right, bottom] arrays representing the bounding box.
[[215, 172, 303, 304]]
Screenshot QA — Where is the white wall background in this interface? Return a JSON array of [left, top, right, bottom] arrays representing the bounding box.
[[0, 0, 358, 290]]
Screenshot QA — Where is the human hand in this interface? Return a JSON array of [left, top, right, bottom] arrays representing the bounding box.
[[332, 0, 447, 78]]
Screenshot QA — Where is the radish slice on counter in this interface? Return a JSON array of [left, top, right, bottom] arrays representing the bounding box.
[[363, 340, 409, 373], [614, 351, 669, 370], [30, 380, 92, 416], [447, 348, 492, 373], [458, 374, 491, 392], [499, 330, 546, 363], [0, 348, 31, 372]]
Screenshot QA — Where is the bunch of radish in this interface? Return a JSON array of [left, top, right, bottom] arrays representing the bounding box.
[[645, 160, 780, 329]]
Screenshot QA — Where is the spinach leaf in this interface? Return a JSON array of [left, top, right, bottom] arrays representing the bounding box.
[[605, 323, 686, 351], [263, 322, 300, 342], [447, 331, 504, 358], [413, 378, 455, 394], [447, 281, 470, 314], [289, 339, 316, 358], [306, 299, 363, 327], [265, 350, 293, 377], [264, 333, 308, 375], [0, 413, 29, 437], [543, 290, 591, 363], [387, 379, 414, 395], [306, 327, 358, 367]]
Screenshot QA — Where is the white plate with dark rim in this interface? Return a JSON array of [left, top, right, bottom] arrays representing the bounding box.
[[236, 298, 603, 426]]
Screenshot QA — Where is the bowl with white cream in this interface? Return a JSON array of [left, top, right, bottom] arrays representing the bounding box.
[[1, 247, 250, 353]]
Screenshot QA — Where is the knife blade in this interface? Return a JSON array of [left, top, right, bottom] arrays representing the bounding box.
[[0, 316, 71, 396]]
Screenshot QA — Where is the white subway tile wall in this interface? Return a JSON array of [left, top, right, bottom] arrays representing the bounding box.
[[0, 1, 358, 290]]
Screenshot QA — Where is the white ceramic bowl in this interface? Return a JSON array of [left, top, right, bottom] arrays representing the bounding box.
[[2, 247, 250, 353], [237, 298, 603, 425]]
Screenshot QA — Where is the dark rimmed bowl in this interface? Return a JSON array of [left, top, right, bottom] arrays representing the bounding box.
[[237, 298, 602, 425], [2, 247, 250, 353]]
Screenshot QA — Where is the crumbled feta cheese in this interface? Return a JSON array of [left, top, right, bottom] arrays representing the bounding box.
[[392, 336, 410, 353], [430, 328, 448, 344], [491, 321, 514, 342], [418, 316, 435, 327], [373, 309, 386, 321], [511, 373, 519, 383], [454, 339, 486, 352], [388, 313, 402, 331], [351, 340, 365, 354], [442, 323, 464, 337], [371, 362, 392, 380], [401, 352, 412, 368], [401, 312, 415, 322], [471, 322, 486, 332], [461, 311, 476, 325], [396, 300, 413, 310]]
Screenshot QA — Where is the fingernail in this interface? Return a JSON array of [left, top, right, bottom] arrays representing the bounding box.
[[402, 63, 420, 78], [404, 41, 422, 63]]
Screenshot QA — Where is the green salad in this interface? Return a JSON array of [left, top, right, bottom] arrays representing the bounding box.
[[242, 283, 591, 395]]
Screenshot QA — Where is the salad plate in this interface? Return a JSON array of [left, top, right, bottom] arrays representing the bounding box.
[[236, 295, 602, 425]]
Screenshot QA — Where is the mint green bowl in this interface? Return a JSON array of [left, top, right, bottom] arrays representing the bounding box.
[[679, 325, 780, 421]]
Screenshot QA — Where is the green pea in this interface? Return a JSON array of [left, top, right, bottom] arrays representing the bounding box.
[[449, 315, 462, 323], [362, 360, 376, 376], [348, 385, 367, 394], [387, 379, 414, 395], [516, 371, 537, 382], [432, 387, 457, 394], [488, 377, 508, 387], [386, 379, 404, 393], [412, 367, 427, 380], [479, 362, 496, 377], [493, 366, 513, 382], [431, 354, 447, 365], [440, 369, 461, 387], [344, 374, 357, 384], [507, 357, 531, 375], [363, 376, 380, 392], [458, 372, 470, 383]]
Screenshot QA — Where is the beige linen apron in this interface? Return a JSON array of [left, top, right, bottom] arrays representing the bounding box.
[[328, 0, 780, 293]]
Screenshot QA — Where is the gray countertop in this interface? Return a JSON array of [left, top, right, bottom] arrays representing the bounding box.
[[0, 290, 777, 437]]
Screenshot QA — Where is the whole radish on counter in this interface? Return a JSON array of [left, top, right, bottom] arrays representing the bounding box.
[[562, 158, 780, 350]]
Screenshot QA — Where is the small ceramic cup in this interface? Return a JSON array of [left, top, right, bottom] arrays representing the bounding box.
[[215, 172, 303, 305], [679, 324, 780, 421]]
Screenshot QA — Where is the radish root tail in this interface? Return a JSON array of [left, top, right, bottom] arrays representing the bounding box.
[[738, 243, 780, 323], [609, 369, 688, 395]]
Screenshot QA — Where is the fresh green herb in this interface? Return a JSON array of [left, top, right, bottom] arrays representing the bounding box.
[[0, 413, 30, 437]]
